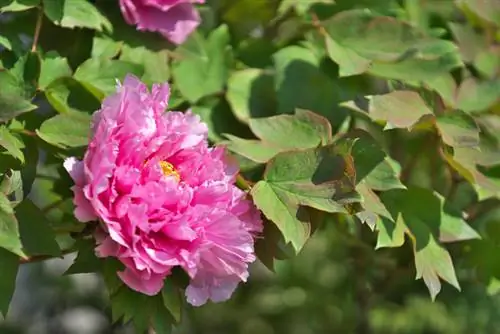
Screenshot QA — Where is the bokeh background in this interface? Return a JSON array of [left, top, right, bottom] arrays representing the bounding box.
[[2, 218, 500, 334]]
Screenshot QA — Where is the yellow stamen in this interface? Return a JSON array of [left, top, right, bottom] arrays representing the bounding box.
[[159, 161, 180, 181]]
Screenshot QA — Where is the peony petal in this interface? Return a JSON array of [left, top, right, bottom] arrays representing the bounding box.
[[64, 157, 85, 186], [118, 268, 165, 296]]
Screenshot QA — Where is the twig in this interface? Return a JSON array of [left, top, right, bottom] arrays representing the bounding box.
[[236, 174, 252, 191], [20, 247, 77, 264], [31, 5, 44, 52]]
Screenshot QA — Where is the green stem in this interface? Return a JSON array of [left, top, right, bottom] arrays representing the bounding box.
[[31, 5, 44, 52], [236, 174, 252, 191]]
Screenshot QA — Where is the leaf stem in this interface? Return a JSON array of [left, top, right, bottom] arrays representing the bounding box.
[[236, 174, 252, 191], [31, 5, 44, 52], [20, 247, 77, 264]]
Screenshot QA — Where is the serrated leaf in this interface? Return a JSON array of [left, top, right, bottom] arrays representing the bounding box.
[[161, 278, 182, 323], [44, 77, 100, 114], [351, 132, 405, 190], [449, 22, 486, 62], [15, 199, 61, 256], [190, 97, 249, 143], [65, 239, 101, 275], [119, 45, 170, 85], [474, 47, 500, 79], [413, 236, 460, 300], [0, 170, 22, 196], [458, 0, 500, 26], [251, 181, 312, 252], [37, 111, 91, 149], [225, 109, 332, 163], [39, 52, 72, 90], [172, 25, 230, 103], [444, 147, 500, 198], [455, 77, 500, 113], [322, 9, 462, 80], [0, 193, 24, 257], [436, 110, 480, 148], [380, 187, 479, 298], [250, 109, 332, 147], [0, 0, 38, 12], [424, 74, 457, 106], [369, 91, 434, 129], [273, 46, 339, 120], [251, 144, 359, 251], [0, 247, 19, 317], [325, 36, 371, 77], [74, 58, 144, 99], [226, 68, 276, 122], [10, 52, 40, 96], [43, 0, 111, 31], [375, 215, 406, 249], [0, 71, 37, 122], [278, 0, 333, 15], [0, 126, 24, 163], [0, 34, 12, 50], [356, 182, 393, 231]]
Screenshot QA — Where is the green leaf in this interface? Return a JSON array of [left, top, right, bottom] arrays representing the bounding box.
[[226, 68, 276, 123], [10, 52, 40, 96], [119, 45, 170, 85], [0, 34, 12, 51], [444, 147, 500, 197], [351, 133, 405, 190], [455, 77, 500, 113], [278, 0, 334, 15], [413, 236, 460, 300], [424, 74, 457, 106], [190, 97, 250, 143], [37, 111, 91, 149], [0, 247, 19, 317], [324, 37, 371, 77], [0, 170, 22, 196], [436, 110, 480, 148], [44, 77, 100, 114], [225, 109, 332, 163], [65, 239, 101, 275], [370, 91, 434, 129], [15, 199, 61, 256], [251, 109, 332, 147], [380, 187, 480, 298], [272, 46, 339, 120], [449, 22, 486, 62], [0, 71, 37, 122], [375, 215, 406, 249], [43, 0, 111, 31], [161, 278, 182, 324], [458, 0, 500, 26], [251, 144, 359, 251], [91, 34, 122, 59], [356, 182, 393, 231], [0, 126, 24, 163], [0, 0, 38, 12], [322, 9, 462, 80], [39, 52, 72, 90], [172, 25, 231, 103], [474, 48, 500, 79], [0, 193, 24, 257], [74, 58, 144, 99]]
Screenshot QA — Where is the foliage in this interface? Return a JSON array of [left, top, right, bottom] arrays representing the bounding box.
[[0, 0, 500, 333]]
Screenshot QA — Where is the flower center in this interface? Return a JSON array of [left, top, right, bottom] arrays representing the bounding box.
[[159, 161, 180, 181]]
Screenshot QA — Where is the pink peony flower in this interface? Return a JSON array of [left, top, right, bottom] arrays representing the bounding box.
[[64, 75, 262, 306], [119, 0, 204, 45]]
